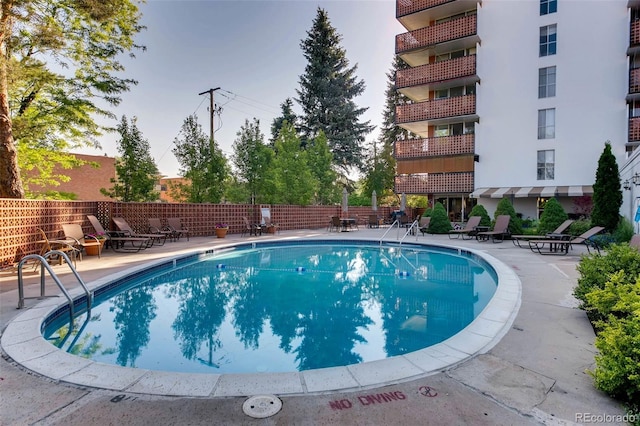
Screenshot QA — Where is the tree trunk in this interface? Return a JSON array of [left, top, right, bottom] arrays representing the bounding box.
[[0, 0, 25, 198]]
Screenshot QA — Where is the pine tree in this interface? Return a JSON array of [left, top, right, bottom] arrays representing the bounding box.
[[591, 141, 622, 232], [296, 7, 373, 174], [494, 197, 523, 235], [429, 202, 453, 234], [270, 98, 299, 145], [103, 116, 159, 202], [468, 204, 492, 227], [538, 197, 568, 235]]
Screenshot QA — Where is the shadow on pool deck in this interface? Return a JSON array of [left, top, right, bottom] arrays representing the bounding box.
[[0, 228, 628, 425]]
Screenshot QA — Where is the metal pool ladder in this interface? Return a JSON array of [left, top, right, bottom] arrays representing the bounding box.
[[17, 250, 93, 319]]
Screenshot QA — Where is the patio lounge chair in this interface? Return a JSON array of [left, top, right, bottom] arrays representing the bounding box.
[[528, 226, 605, 255], [512, 219, 574, 248], [419, 217, 431, 236], [87, 215, 151, 252], [112, 217, 167, 246], [37, 229, 80, 267], [167, 218, 189, 241], [476, 215, 511, 243], [242, 216, 261, 237], [368, 214, 380, 228], [448, 216, 482, 240], [61, 223, 104, 258], [148, 218, 175, 242], [260, 207, 279, 234]]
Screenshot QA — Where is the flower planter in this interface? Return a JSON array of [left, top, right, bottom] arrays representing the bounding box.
[[215, 227, 229, 238], [267, 225, 276, 234]]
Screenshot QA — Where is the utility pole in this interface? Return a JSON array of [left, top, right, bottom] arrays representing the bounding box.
[[198, 87, 220, 150]]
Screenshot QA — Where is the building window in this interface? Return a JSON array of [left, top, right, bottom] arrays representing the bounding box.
[[537, 150, 555, 180], [539, 24, 557, 57], [540, 0, 557, 15], [538, 108, 555, 139], [538, 66, 556, 98]]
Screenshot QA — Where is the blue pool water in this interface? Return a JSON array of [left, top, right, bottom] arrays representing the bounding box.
[[43, 241, 498, 374]]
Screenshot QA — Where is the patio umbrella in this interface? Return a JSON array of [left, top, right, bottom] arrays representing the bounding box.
[[371, 190, 377, 212], [400, 193, 406, 212], [342, 188, 349, 215]]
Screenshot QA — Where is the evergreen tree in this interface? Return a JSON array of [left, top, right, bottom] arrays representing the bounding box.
[[270, 99, 298, 144], [1, 0, 145, 198], [468, 204, 492, 227], [232, 118, 275, 204], [272, 123, 316, 205], [306, 131, 339, 205], [172, 115, 228, 203], [538, 197, 569, 235], [494, 198, 523, 235], [429, 202, 453, 234], [591, 141, 622, 232], [296, 7, 373, 174], [103, 116, 159, 202]]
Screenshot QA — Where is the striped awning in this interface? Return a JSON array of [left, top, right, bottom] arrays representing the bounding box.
[[470, 185, 593, 198]]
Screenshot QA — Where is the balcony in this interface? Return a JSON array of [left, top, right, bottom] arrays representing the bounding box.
[[396, 95, 477, 136], [396, 55, 478, 101], [394, 172, 474, 194], [630, 117, 640, 143], [396, 14, 479, 67], [395, 134, 474, 159], [397, 0, 480, 31], [628, 68, 640, 102]]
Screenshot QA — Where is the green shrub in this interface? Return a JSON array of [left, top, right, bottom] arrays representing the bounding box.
[[537, 198, 568, 235], [468, 204, 491, 227], [421, 208, 433, 218], [575, 244, 640, 311], [586, 273, 640, 413], [428, 202, 453, 234], [494, 197, 523, 235], [613, 216, 634, 243], [568, 219, 591, 236]]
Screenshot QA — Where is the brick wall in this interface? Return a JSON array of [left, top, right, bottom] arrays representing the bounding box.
[[0, 199, 395, 266]]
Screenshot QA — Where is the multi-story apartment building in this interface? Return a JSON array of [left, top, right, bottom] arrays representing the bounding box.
[[394, 0, 629, 222]]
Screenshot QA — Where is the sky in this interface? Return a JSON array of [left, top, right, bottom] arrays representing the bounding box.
[[78, 0, 406, 178]]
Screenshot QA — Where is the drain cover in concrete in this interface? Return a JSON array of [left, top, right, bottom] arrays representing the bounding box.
[[242, 395, 282, 418]]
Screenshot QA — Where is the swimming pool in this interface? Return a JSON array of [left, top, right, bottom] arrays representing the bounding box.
[[43, 241, 498, 375], [2, 238, 521, 397]]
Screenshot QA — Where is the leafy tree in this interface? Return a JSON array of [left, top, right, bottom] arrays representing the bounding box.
[[537, 197, 568, 235], [428, 202, 453, 234], [272, 123, 316, 205], [270, 99, 298, 144], [172, 115, 228, 203], [102, 116, 159, 202], [1, 0, 145, 198], [296, 7, 373, 174], [232, 118, 275, 204], [468, 204, 491, 227], [494, 198, 523, 235], [306, 131, 338, 205], [591, 142, 622, 232]]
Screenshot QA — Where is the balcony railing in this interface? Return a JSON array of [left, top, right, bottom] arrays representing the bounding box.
[[396, 95, 476, 124], [396, 55, 476, 90], [631, 19, 640, 46], [630, 117, 640, 142], [395, 134, 474, 159], [396, 0, 453, 18], [630, 68, 640, 94], [395, 172, 474, 194], [396, 14, 477, 54]]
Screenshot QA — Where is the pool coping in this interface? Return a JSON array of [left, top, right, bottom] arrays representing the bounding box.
[[1, 239, 521, 397]]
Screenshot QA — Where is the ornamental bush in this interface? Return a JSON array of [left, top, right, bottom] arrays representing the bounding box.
[[428, 202, 452, 234], [537, 198, 568, 235], [468, 204, 491, 227], [494, 197, 523, 235]]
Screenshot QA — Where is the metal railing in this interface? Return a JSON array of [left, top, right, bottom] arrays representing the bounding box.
[[17, 251, 92, 320]]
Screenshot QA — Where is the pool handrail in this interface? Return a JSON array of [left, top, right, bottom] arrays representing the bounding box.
[[399, 219, 420, 246], [379, 219, 400, 244]]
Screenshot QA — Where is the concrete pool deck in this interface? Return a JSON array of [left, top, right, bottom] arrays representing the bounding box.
[[0, 227, 629, 425]]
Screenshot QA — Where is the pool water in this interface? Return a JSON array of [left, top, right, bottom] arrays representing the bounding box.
[[43, 243, 498, 374]]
